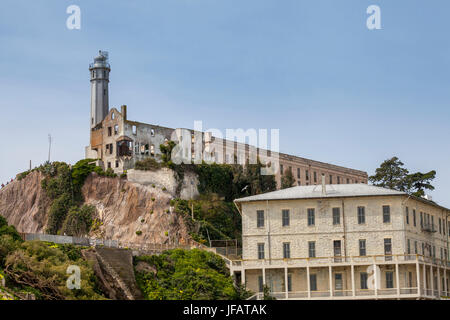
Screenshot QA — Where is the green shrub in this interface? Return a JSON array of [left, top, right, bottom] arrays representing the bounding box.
[[135, 158, 160, 171], [134, 249, 249, 300], [61, 205, 94, 237]]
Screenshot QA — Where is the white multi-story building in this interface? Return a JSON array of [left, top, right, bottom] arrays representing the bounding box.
[[232, 180, 450, 300]]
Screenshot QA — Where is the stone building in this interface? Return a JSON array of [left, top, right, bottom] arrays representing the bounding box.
[[232, 180, 450, 300], [85, 50, 368, 188]]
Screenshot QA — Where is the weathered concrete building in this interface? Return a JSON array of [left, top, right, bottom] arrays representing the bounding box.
[[232, 181, 450, 300], [85, 51, 368, 188]]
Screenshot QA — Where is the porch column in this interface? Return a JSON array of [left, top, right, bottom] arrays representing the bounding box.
[[328, 265, 333, 297], [351, 264, 355, 297], [373, 263, 378, 298], [437, 267, 441, 298], [306, 265, 311, 299], [395, 263, 400, 296], [430, 265, 434, 297], [444, 267, 447, 296], [423, 263, 426, 296], [262, 268, 266, 286], [284, 267, 288, 299], [241, 269, 245, 286], [416, 260, 421, 297]]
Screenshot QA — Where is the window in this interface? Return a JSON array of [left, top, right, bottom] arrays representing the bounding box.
[[283, 243, 290, 259], [115, 160, 119, 168], [297, 168, 300, 179], [305, 170, 309, 180], [407, 239, 411, 254], [282, 209, 290, 227], [111, 112, 115, 120], [307, 209, 315, 226], [359, 239, 366, 256], [257, 243, 265, 259], [406, 207, 409, 225], [108, 127, 112, 136], [257, 210, 264, 228], [313, 172, 317, 183], [150, 128, 155, 136], [384, 238, 392, 260], [413, 210, 416, 227], [114, 125, 119, 135], [386, 272, 394, 289], [308, 241, 316, 258], [337, 176, 341, 184], [332, 208, 340, 225], [132, 125, 137, 135], [287, 274, 292, 292], [439, 218, 442, 234], [333, 240, 342, 258], [134, 142, 140, 155], [280, 164, 284, 175], [107, 162, 111, 169], [357, 206, 365, 224], [414, 241, 418, 254], [420, 212, 423, 228], [329, 175, 333, 184], [335, 274, 343, 291], [360, 273, 368, 289], [258, 276, 264, 292], [383, 205, 390, 223], [309, 274, 317, 291], [150, 145, 155, 157]]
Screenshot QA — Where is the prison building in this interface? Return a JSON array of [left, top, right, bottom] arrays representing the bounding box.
[[85, 50, 368, 188], [232, 182, 450, 300]]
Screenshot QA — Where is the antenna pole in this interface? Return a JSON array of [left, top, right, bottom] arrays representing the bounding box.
[[48, 134, 52, 162]]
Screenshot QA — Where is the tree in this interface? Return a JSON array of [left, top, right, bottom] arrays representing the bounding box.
[[281, 168, 295, 189], [369, 157, 409, 191], [369, 157, 436, 198], [159, 141, 176, 166], [404, 171, 437, 197]]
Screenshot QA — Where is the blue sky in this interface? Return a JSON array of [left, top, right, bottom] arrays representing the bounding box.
[[0, 0, 449, 206]]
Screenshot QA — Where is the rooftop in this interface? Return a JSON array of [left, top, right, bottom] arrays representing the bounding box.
[[235, 183, 406, 202]]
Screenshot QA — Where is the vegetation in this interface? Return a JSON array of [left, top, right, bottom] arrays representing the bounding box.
[[135, 158, 161, 171], [369, 157, 436, 197], [173, 196, 241, 244], [281, 168, 295, 189], [39, 159, 116, 236], [0, 217, 104, 300], [134, 249, 251, 300]]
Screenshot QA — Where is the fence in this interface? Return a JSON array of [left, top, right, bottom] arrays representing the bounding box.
[[22, 233, 118, 248]]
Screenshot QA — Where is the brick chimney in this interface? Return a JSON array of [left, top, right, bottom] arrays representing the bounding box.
[[121, 105, 127, 121]]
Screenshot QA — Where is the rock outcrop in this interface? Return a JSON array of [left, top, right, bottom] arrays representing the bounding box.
[[0, 171, 50, 233], [0, 170, 193, 245]]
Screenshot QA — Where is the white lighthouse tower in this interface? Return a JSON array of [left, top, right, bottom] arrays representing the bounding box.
[[89, 50, 110, 128]]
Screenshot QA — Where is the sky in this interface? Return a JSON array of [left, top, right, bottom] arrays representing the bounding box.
[[0, 0, 449, 206]]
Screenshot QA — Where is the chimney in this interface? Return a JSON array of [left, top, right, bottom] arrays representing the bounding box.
[[321, 174, 326, 196], [121, 105, 127, 121]]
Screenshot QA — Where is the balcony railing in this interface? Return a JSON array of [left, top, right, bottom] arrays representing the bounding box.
[[231, 254, 450, 269]]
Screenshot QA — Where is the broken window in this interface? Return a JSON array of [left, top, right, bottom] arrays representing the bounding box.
[[108, 127, 112, 136], [114, 125, 119, 135], [109, 143, 113, 155], [145, 144, 149, 155], [115, 160, 119, 168], [150, 145, 155, 157], [117, 140, 132, 157], [132, 125, 137, 135], [150, 129, 155, 136], [107, 162, 111, 169], [134, 142, 140, 154], [111, 112, 115, 120]]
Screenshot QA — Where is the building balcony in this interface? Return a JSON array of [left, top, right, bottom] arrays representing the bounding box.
[[230, 254, 450, 270]]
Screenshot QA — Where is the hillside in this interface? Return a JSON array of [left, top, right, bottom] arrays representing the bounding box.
[[0, 168, 192, 245]]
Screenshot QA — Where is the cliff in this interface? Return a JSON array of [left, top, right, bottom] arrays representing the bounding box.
[[0, 170, 193, 245]]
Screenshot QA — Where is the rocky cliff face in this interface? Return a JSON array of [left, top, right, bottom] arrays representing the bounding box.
[[82, 173, 192, 245], [0, 171, 192, 245], [0, 171, 49, 233]]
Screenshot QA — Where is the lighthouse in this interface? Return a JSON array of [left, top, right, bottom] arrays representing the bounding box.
[[89, 50, 110, 128]]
